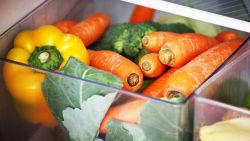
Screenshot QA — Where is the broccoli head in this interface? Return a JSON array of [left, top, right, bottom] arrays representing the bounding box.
[[113, 28, 131, 53], [91, 23, 132, 51], [119, 22, 157, 59]]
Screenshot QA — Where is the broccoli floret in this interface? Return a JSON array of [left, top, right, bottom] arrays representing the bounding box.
[[120, 23, 157, 59], [113, 27, 131, 53], [158, 23, 194, 33], [91, 23, 132, 50]]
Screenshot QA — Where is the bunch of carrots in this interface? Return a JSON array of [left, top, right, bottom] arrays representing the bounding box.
[[97, 31, 243, 134], [141, 31, 242, 99], [54, 5, 245, 134]]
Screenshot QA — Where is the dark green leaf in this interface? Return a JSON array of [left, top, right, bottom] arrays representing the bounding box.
[[43, 57, 122, 120], [62, 93, 116, 141], [106, 120, 147, 141]]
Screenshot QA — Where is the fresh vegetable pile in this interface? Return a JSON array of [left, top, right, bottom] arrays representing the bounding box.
[[3, 4, 246, 141]]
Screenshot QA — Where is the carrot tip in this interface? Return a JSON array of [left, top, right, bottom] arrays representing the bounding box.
[[166, 91, 184, 99], [142, 36, 149, 47], [127, 73, 139, 87], [141, 61, 151, 72], [159, 48, 173, 65], [164, 92, 184, 103]]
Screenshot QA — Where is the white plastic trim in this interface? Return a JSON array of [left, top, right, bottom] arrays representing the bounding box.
[[121, 0, 250, 33]]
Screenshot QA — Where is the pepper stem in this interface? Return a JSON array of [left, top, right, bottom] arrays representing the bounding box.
[[38, 52, 50, 63], [28, 46, 63, 71]]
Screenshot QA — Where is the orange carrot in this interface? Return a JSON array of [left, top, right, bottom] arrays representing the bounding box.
[[88, 50, 143, 92], [216, 31, 242, 42], [139, 53, 167, 78], [163, 39, 243, 99], [69, 13, 110, 46], [159, 33, 219, 67], [130, 5, 155, 24], [142, 32, 179, 53], [142, 68, 178, 98], [54, 20, 78, 33], [100, 99, 145, 134]]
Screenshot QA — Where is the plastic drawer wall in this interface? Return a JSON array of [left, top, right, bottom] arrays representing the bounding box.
[[193, 39, 250, 141], [0, 0, 194, 141]]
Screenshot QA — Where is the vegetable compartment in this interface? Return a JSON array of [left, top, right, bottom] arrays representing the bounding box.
[[0, 0, 249, 141]]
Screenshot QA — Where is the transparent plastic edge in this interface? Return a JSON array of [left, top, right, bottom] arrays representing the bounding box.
[[120, 0, 250, 33], [195, 95, 250, 115], [0, 58, 186, 107]]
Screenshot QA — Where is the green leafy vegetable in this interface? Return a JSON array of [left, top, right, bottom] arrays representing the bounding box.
[[158, 14, 190, 26], [92, 23, 132, 51], [140, 101, 183, 141], [106, 120, 147, 141], [123, 123, 147, 141], [121, 22, 157, 59], [43, 57, 122, 120], [62, 93, 116, 141], [95, 139, 104, 141], [158, 23, 194, 33], [158, 14, 221, 37], [106, 120, 133, 141], [42, 57, 123, 141], [107, 101, 190, 141]]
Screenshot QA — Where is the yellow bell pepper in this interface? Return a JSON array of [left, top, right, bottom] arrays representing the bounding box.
[[3, 25, 89, 127]]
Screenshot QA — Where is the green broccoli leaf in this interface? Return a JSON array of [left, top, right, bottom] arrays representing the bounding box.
[[42, 57, 123, 141], [106, 120, 133, 141], [95, 139, 103, 141], [106, 101, 191, 141], [106, 120, 147, 141], [140, 101, 183, 141], [62, 93, 116, 141], [43, 57, 122, 120]]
